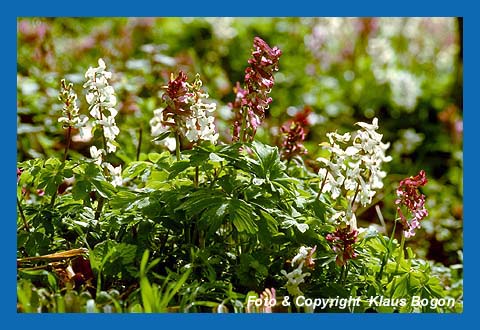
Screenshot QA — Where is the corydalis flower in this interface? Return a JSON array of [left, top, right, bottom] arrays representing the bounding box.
[[84, 59, 122, 187], [58, 79, 88, 136], [259, 288, 276, 313], [83, 58, 119, 154], [318, 118, 392, 218], [395, 170, 428, 238], [280, 107, 311, 161], [153, 72, 218, 145], [231, 37, 282, 142], [161, 71, 193, 126], [326, 225, 358, 267], [280, 246, 315, 297]]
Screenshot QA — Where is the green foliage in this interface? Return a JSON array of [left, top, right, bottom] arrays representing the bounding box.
[[137, 250, 192, 312], [17, 17, 462, 313]]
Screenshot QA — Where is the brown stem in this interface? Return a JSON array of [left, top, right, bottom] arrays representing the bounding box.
[[194, 166, 199, 188], [136, 126, 143, 161], [350, 182, 361, 209], [315, 169, 329, 201], [94, 197, 105, 220], [63, 126, 72, 162]]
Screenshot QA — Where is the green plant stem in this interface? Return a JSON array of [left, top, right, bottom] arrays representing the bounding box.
[[396, 234, 406, 267], [209, 163, 223, 188], [389, 235, 406, 299], [99, 108, 108, 155], [174, 131, 181, 161], [17, 197, 30, 232], [377, 219, 397, 280], [342, 262, 350, 284], [49, 190, 58, 209], [339, 264, 345, 282], [286, 158, 291, 168], [94, 123, 110, 220], [50, 125, 73, 209]]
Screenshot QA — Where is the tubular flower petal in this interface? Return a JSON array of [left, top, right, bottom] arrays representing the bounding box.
[[326, 225, 359, 267], [230, 37, 282, 142], [153, 72, 218, 145], [395, 170, 428, 238]]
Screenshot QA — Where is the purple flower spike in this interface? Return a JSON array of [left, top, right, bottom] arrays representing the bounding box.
[[230, 37, 282, 142], [395, 170, 429, 238]]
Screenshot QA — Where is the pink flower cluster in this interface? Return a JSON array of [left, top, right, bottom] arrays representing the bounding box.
[[161, 71, 194, 127], [231, 37, 282, 142], [395, 170, 429, 238], [326, 225, 358, 267], [280, 107, 311, 161]]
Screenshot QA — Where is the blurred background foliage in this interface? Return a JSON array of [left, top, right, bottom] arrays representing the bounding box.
[[17, 17, 462, 265]]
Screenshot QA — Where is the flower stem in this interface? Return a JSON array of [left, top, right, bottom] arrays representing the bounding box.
[[17, 197, 30, 232], [396, 234, 406, 266], [389, 234, 406, 298], [50, 125, 73, 209], [94, 197, 105, 221], [136, 125, 143, 161], [63, 126, 72, 163], [342, 262, 350, 284], [377, 218, 397, 280], [350, 182, 361, 209], [315, 169, 329, 201], [339, 264, 345, 282], [240, 107, 248, 143], [194, 166, 199, 188], [174, 131, 181, 161]]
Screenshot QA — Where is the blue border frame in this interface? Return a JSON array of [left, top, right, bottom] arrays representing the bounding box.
[[7, 1, 475, 329]]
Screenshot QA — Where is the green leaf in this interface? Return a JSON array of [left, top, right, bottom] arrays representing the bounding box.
[[123, 161, 150, 180], [176, 189, 226, 217], [91, 179, 116, 198], [425, 277, 445, 298], [71, 179, 91, 201], [209, 152, 225, 162], [145, 170, 169, 189], [151, 131, 171, 143], [389, 274, 409, 298], [168, 160, 191, 180], [92, 240, 138, 278], [230, 199, 258, 234], [109, 190, 139, 208], [198, 201, 229, 235], [250, 141, 286, 179], [148, 151, 171, 165]]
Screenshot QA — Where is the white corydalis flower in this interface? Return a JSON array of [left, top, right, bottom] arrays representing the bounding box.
[[281, 246, 316, 297], [318, 117, 391, 222], [84, 59, 123, 188], [181, 77, 219, 144], [84, 58, 120, 154], [58, 79, 88, 137], [150, 108, 176, 152], [104, 163, 123, 187], [151, 73, 219, 151], [90, 146, 103, 165]]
